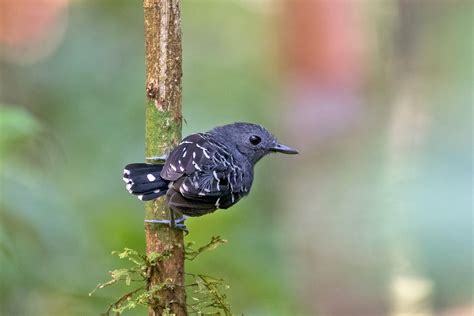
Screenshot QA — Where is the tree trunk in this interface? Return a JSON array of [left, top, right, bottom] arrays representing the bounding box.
[[143, 0, 186, 315]]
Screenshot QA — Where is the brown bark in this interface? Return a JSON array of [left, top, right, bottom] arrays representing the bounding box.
[[143, 0, 186, 315]]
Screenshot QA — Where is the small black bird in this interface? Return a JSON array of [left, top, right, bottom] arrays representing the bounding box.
[[123, 122, 298, 230]]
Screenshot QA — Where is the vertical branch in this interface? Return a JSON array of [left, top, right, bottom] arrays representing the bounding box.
[[143, 0, 186, 315]]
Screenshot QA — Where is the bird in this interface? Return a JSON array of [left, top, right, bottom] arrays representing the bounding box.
[[123, 122, 298, 231]]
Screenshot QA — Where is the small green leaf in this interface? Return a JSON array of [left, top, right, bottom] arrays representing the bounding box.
[[93, 240, 233, 315]]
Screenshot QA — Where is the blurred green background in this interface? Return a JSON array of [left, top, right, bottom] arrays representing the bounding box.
[[0, 1, 472, 315]]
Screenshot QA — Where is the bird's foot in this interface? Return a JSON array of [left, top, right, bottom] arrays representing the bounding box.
[[146, 153, 169, 163], [144, 215, 188, 234]]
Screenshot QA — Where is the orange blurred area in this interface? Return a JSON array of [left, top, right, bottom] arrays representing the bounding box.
[[0, 0, 69, 62], [281, 0, 364, 86]]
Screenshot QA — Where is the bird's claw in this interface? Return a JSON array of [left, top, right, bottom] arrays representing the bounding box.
[[144, 216, 188, 234], [174, 223, 189, 234], [146, 153, 169, 163]]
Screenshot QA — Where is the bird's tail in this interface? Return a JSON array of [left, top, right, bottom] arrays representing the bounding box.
[[123, 163, 169, 201]]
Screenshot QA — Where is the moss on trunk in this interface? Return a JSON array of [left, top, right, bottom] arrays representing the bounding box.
[[143, 0, 186, 315]]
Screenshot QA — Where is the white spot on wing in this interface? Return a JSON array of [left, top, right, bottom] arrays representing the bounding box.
[[182, 151, 187, 158], [126, 184, 132, 192], [192, 161, 202, 171], [124, 169, 130, 175], [182, 182, 189, 191], [215, 198, 220, 208], [170, 164, 177, 171], [198, 192, 206, 196], [179, 166, 184, 172], [147, 174, 156, 181], [196, 144, 210, 158], [138, 195, 144, 200], [192, 151, 196, 158], [213, 171, 219, 181], [153, 189, 160, 193]]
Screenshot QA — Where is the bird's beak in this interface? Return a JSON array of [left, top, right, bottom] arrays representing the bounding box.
[[270, 142, 299, 154]]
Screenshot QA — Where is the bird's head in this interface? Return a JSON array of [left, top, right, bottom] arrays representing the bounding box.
[[209, 122, 298, 164]]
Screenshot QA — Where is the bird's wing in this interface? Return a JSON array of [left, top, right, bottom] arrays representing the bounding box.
[[167, 175, 243, 216], [161, 133, 214, 181], [161, 133, 247, 215]]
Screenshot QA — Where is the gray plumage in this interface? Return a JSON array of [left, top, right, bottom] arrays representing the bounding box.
[[123, 122, 298, 217]]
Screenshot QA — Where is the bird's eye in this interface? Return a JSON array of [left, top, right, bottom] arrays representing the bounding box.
[[249, 135, 261, 145]]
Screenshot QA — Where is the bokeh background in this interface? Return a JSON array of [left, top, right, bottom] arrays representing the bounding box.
[[0, 0, 472, 315]]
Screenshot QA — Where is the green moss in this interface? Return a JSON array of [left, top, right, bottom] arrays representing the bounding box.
[[145, 100, 182, 159], [90, 238, 231, 315], [144, 100, 182, 222]]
